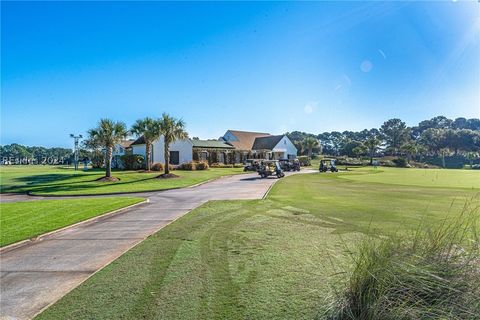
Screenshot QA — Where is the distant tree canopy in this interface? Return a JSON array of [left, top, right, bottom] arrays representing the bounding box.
[[286, 116, 480, 163], [0, 143, 72, 163], [285, 131, 320, 156]]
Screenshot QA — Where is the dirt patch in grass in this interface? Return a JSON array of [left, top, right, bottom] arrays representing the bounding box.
[[157, 173, 179, 179], [95, 176, 120, 182]]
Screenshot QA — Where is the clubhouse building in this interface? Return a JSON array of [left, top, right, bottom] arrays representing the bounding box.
[[126, 129, 297, 165]]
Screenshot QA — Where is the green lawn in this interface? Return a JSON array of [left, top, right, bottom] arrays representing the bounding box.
[[1, 197, 144, 247], [0, 165, 243, 195], [340, 166, 480, 189], [36, 168, 480, 319]]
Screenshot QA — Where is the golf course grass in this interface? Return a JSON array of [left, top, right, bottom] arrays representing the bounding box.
[[1, 197, 144, 247], [0, 165, 243, 195], [36, 168, 480, 319], [340, 166, 480, 189]]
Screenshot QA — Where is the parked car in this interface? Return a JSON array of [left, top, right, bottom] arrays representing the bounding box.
[[257, 160, 285, 178], [278, 158, 300, 171], [319, 158, 339, 172], [244, 159, 260, 172]]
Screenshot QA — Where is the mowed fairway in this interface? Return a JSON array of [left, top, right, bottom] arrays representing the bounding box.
[[36, 169, 480, 320], [339, 166, 480, 189], [1, 197, 144, 247], [0, 165, 243, 195]]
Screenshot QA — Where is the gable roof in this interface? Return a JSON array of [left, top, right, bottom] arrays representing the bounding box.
[[224, 130, 270, 150], [131, 136, 146, 145], [252, 135, 284, 150], [191, 140, 234, 149], [118, 140, 135, 148]]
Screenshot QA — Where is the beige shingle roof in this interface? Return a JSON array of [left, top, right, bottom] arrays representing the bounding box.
[[119, 140, 135, 148], [224, 130, 271, 150]]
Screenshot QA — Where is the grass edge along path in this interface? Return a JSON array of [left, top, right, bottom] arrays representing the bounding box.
[[35, 170, 480, 319], [0, 197, 145, 247], [0, 166, 244, 196]]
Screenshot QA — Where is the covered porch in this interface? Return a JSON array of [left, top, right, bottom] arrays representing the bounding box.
[[191, 140, 237, 165]]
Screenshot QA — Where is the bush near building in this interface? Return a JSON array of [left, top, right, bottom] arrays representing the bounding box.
[[120, 154, 145, 170], [298, 156, 311, 166]]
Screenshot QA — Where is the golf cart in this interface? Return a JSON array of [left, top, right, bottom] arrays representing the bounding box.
[[257, 160, 285, 178], [278, 158, 301, 172], [319, 158, 339, 172], [243, 159, 260, 172]]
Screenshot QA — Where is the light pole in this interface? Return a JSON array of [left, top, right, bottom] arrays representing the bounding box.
[[70, 134, 83, 170]]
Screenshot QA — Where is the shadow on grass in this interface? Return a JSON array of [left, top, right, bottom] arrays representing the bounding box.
[[2, 168, 239, 195], [2, 171, 165, 195], [12, 174, 86, 185]]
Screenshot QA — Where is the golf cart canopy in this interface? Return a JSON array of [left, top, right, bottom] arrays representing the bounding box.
[[262, 160, 280, 163]]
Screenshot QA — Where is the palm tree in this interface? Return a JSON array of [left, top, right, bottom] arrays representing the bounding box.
[[88, 119, 127, 179], [400, 142, 418, 164], [131, 117, 161, 171], [466, 151, 478, 169], [158, 113, 188, 175], [302, 137, 320, 157], [438, 148, 451, 168], [364, 135, 381, 165]]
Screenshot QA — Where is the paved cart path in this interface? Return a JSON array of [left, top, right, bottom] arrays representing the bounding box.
[[0, 170, 314, 320]]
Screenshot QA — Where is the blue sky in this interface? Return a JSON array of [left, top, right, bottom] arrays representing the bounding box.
[[2, 1, 479, 147]]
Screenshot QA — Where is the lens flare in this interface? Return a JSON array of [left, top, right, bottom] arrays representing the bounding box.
[[360, 60, 373, 72]]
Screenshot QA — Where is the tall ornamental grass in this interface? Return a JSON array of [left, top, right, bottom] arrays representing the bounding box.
[[323, 199, 480, 320]]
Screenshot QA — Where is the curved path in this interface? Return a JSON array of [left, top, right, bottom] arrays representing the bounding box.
[[0, 170, 314, 320]]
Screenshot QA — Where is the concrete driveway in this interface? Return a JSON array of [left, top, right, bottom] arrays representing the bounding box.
[[0, 170, 314, 319]]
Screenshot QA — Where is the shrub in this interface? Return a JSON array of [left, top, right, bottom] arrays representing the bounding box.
[[210, 163, 234, 168], [195, 161, 209, 170], [120, 154, 145, 170], [423, 154, 478, 169], [151, 162, 164, 171], [298, 156, 311, 166], [378, 159, 396, 167], [322, 205, 480, 320], [89, 150, 104, 168], [393, 157, 408, 167], [154, 163, 175, 171], [409, 161, 440, 169], [336, 157, 368, 166], [208, 162, 242, 168], [181, 162, 196, 170]]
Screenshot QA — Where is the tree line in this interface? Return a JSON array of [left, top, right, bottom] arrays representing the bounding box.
[[287, 116, 480, 166], [0, 144, 72, 164]]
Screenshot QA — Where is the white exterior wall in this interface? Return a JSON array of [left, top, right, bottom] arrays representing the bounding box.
[[272, 135, 298, 159], [132, 137, 193, 164], [171, 139, 193, 164], [132, 138, 193, 164], [150, 136, 193, 164]]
